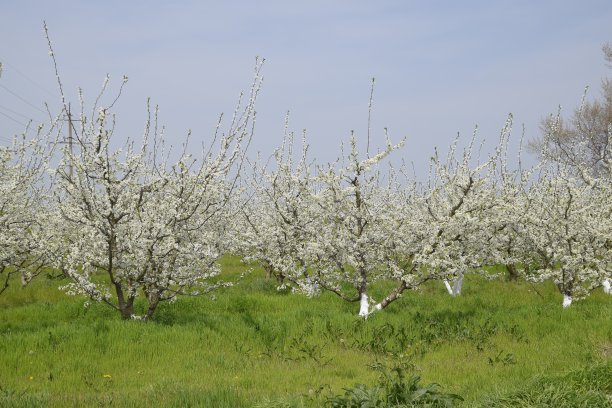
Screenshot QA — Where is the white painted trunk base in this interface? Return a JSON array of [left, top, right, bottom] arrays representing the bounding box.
[[357, 293, 383, 318], [358, 293, 369, 317], [444, 276, 463, 297], [444, 280, 454, 295], [453, 276, 463, 296], [603, 279, 612, 295], [562, 294, 572, 308]]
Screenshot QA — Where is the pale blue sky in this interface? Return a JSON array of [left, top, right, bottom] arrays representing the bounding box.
[[1, 1, 611, 176]]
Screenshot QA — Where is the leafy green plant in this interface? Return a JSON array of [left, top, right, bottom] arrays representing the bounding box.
[[326, 383, 384, 408], [325, 358, 463, 407]]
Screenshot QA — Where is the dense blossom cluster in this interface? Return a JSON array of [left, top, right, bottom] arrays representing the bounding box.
[[1, 58, 610, 318], [37, 60, 263, 320], [0, 134, 48, 294], [237, 115, 611, 315], [511, 116, 612, 307]]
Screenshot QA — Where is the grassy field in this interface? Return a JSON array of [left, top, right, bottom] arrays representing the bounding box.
[[0, 257, 610, 407]]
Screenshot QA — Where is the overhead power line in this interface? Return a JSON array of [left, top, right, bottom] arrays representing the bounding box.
[[0, 84, 47, 114], [0, 60, 56, 98], [0, 109, 28, 127], [0, 103, 43, 123]]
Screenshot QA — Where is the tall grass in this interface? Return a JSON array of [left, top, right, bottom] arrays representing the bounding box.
[[0, 256, 610, 407]]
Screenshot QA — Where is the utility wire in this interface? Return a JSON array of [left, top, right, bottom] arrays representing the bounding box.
[[0, 112, 40, 142], [0, 109, 28, 127], [0, 60, 56, 98], [0, 103, 43, 123], [0, 84, 47, 114]]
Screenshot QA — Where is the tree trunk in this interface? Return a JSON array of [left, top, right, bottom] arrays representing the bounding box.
[[144, 292, 160, 321], [444, 275, 463, 297], [113, 280, 135, 319], [119, 300, 135, 319], [452, 275, 463, 296], [263, 262, 273, 279], [358, 292, 369, 317], [603, 278, 611, 294], [372, 281, 408, 312], [559, 270, 574, 308], [505, 264, 519, 281], [263, 261, 285, 284], [444, 280, 454, 295], [275, 271, 285, 285], [562, 294, 573, 308]]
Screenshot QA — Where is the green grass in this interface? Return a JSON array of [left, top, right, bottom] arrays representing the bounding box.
[[0, 256, 610, 407], [479, 363, 612, 407]]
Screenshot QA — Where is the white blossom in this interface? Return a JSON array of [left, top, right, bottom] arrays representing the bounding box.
[[45, 61, 263, 320]]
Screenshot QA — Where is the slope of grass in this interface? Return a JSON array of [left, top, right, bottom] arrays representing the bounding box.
[[0, 257, 610, 407]]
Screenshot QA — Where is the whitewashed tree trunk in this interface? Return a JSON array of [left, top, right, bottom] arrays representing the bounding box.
[[358, 292, 369, 317], [452, 275, 463, 296], [562, 294, 573, 308], [603, 279, 612, 294], [443, 280, 454, 295], [443, 275, 463, 297]]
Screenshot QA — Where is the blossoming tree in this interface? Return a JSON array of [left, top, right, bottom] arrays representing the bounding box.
[[306, 133, 410, 316], [239, 127, 319, 287], [513, 162, 612, 307], [0, 134, 48, 294], [46, 60, 263, 320], [417, 133, 502, 298]]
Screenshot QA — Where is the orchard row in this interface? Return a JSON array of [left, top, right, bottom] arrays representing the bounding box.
[[1, 65, 610, 319]]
